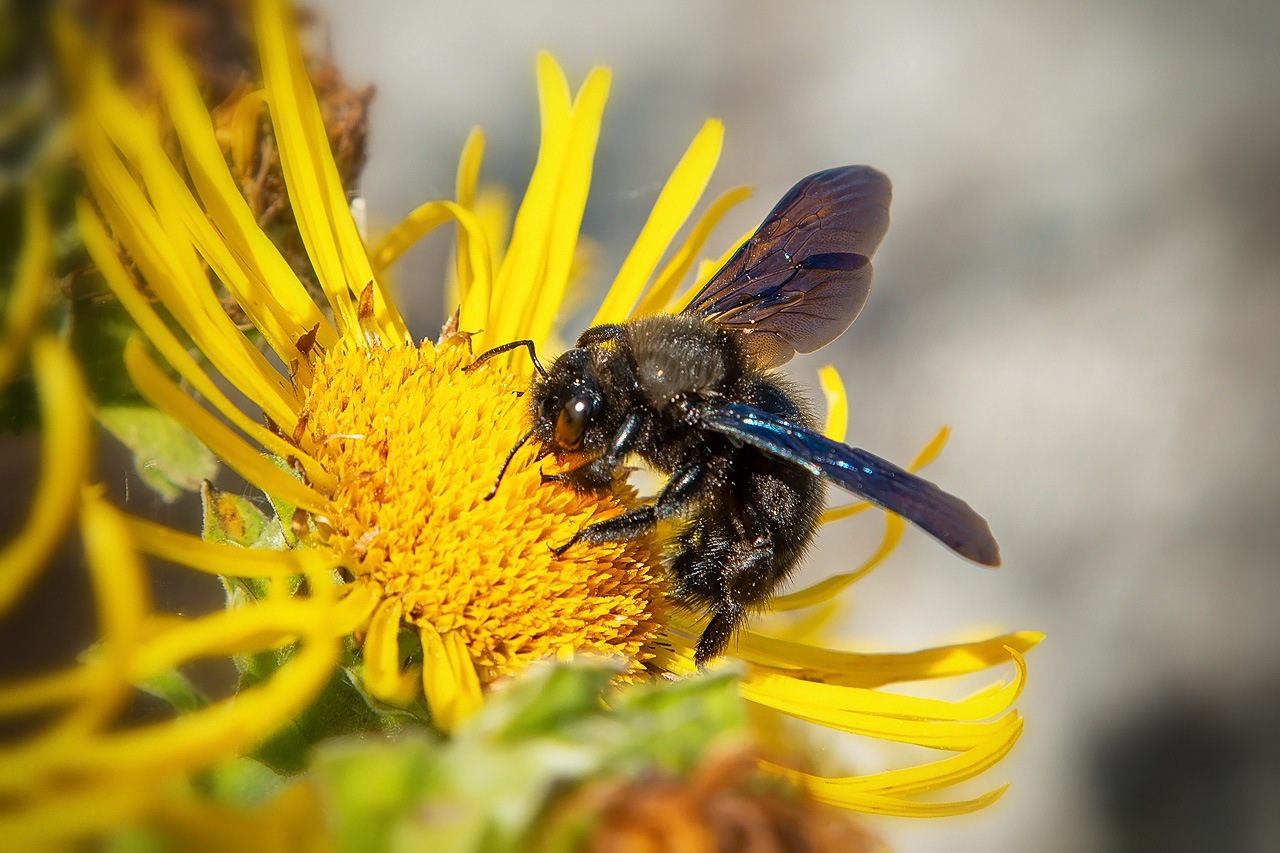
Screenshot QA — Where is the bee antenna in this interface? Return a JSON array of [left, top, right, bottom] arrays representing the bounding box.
[[467, 340, 548, 378], [485, 427, 536, 500]]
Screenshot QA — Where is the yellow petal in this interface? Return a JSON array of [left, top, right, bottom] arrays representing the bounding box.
[[0, 666, 103, 716], [453, 126, 485, 310], [0, 339, 90, 615], [333, 579, 382, 635], [228, 87, 267, 178], [362, 598, 421, 705], [41, 613, 336, 778], [122, 338, 334, 516], [485, 52, 572, 351], [818, 714, 1023, 797], [420, 622, 464, 731], [443, 629, 483, 723], [81, 492, 152, 654], [144, 27, 336, 348], [791, 777, 1009, 817], [124, 515, 307, 578], [78, 202, 334, 491], [518, 66, 611, 351], [909, 426, 950, 469], [670, 225, 754, 314], [129, 602, 312, 667], [90, 54, 313, 380], [253, 0, 364, 337], [742, 633, 1042, 690], [370, 200, 493, 333], [819, 365, 848, 442], [592, 118, 724, 325], [743, 654, 1025, 738], [0, 784, 151, 849], [80, 117, 302, 427], [634, 184, 751, 317], [0, 189, 50, 388]]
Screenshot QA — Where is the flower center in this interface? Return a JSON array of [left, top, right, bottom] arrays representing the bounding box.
[[298, 339, 668, 680]]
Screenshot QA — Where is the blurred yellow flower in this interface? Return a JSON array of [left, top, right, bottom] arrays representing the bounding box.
[[0, 0, 1041, 842]]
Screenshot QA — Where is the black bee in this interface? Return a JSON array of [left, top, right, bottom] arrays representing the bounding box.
[[470, 166, 1000, 666]]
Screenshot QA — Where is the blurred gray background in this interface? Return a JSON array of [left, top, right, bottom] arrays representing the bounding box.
[[310, 2, 1280, 851]]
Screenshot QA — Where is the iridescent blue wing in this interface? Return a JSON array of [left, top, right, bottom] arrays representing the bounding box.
[[695, 403, 1001, 566], [683, 166, 892, 367]]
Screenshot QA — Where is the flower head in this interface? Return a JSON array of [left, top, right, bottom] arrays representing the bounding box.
[[2, 0, 1044, 839]]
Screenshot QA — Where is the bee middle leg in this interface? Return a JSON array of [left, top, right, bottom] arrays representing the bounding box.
[[551, 462, 708, 555]]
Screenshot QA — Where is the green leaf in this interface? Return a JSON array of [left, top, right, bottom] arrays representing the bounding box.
[[197, 756, 288, 808], [313, 735, 444, 853], [291, 659, 750, 853], [479, 658, 622, 742], [102, 826, 167, 853], [68, 298, 144, 404], [201, 480, 282, 549], [136, 668, 209, 715], [98, 403, 218, 502], [262, 453, 305, 546]]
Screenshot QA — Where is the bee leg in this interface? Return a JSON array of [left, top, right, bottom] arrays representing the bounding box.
[[562, 411, 647, 492], [552, 461, 707, 554], [678, 505, 780, 667], [574, 324, 626, 347], [695, 606, 745, 667]]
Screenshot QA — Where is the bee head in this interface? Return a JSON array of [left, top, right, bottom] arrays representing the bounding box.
[[529, 348, 605, 453]]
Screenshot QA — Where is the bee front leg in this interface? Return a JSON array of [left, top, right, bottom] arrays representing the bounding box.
[[557, 411, 646, 492], [552, 461, 708, 555]]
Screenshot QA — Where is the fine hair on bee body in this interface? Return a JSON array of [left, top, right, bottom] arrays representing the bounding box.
[[537, 314, 829, 662], [469, 166, 1001, 667]]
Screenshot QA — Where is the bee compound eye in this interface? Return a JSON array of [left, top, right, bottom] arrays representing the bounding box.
[[538, 396, 556, 422], [554, 394, 592, 450]]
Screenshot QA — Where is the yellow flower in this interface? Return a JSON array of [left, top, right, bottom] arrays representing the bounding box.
[[12, 0, 1042, 832]]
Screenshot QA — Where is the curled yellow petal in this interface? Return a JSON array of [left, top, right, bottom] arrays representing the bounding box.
[[742, 633, 1042, 690], [0, 667, 104, 716], [124, 515, 307, 578], [370, 200, 493, 333], [792, 778, 1009, 817], [740, 652, 1026, 734], [0, 189, 50, 388], [333, 579, 381, 635], [0, 339, 90, 616], [362, 598, 421, 706]]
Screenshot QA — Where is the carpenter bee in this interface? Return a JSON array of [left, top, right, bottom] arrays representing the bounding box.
[[470, 166, 1000, 666]]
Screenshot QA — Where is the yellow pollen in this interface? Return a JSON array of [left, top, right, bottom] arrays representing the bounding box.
[[298, 340, 668, 681]]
